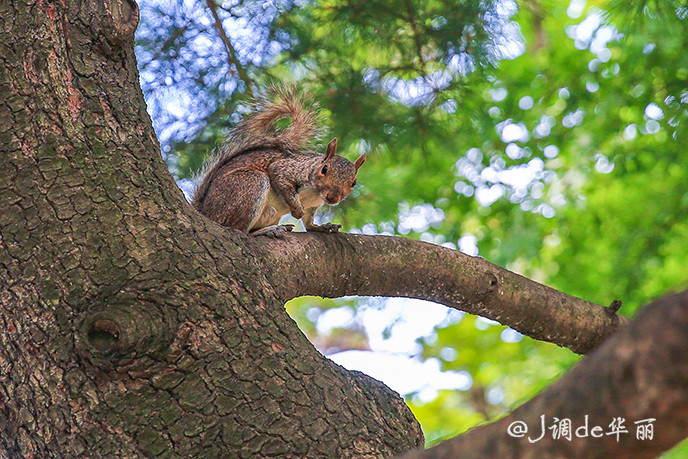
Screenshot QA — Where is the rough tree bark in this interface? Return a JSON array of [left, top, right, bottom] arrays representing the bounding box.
[[0, 0, 682, 458], [1, 1, 421, 456]]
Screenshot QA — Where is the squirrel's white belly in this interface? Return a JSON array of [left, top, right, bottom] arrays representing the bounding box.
[[253, 187, 324, 229]]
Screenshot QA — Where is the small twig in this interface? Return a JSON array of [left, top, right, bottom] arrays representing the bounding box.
[[205, 0, 254, 97], [606, 299, 623, 316], [403, 0, 433, 88], [522, 0, 548, 52]]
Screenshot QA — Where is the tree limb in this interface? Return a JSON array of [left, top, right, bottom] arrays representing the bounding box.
[[396, 289, 688, 459], [255, 232, 625, 354]]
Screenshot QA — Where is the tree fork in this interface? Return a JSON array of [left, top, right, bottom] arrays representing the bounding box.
[[1, 0, 423, 456]]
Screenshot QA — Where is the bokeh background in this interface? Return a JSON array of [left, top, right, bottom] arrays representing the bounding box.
[[134, 0, 688, 452]]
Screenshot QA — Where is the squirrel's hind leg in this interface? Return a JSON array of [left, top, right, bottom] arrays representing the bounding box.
[[201, 168, 271, 232], [251, 224, 295, 238]]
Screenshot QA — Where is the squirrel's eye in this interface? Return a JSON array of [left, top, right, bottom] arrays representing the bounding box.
[[352, 179, 357, 187], [321, 165, 328, 174]]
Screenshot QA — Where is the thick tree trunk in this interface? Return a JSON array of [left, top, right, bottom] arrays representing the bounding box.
[[0, 1, 421, 456], [1, 0, 678, 458]]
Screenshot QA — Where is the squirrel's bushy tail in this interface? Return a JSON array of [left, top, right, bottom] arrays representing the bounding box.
[[192, 85, 324, 209], [238, 85, 322, 151]]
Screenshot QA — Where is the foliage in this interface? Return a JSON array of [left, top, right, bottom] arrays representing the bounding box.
[[136, 0, 688, 450]]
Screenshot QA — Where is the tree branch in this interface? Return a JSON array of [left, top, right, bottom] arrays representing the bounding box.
[[254, 233, 625, 355], [396, 289, 688, 459], [522, 0, 548, 53], [205, 0, 254, 96], [403, 0, 429, 73]]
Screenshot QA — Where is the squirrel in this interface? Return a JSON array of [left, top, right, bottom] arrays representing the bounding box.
[[192, 86, 366, 236]]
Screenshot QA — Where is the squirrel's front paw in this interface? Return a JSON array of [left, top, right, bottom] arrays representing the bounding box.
[[251, 224, 295, 238], [307, 223, 341, 234]]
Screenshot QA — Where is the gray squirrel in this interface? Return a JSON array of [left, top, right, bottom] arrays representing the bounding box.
[[192, 87, 366, 236]]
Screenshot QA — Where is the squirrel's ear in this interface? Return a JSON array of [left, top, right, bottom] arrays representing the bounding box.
[[323, 138, 337, 163], [354, 151, 367, 171]]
